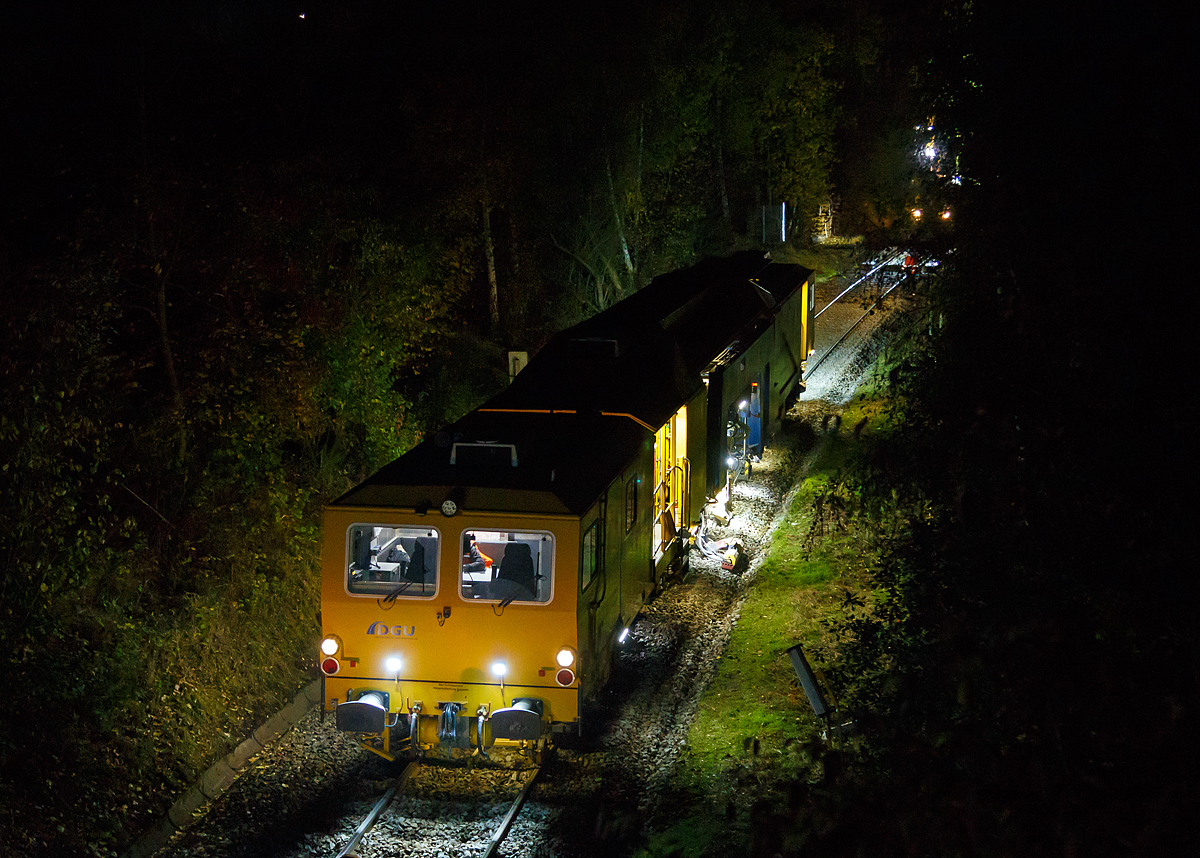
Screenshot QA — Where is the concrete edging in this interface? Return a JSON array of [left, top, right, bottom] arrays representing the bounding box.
[[122, 678, 322, 858]]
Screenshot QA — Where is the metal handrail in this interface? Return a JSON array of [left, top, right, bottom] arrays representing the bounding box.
[[653, 462, 688, 507], [653, 461, 689, 554]]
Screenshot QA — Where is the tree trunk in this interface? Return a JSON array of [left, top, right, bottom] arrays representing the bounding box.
[[507, 215, 525, 332], [154, 267, 187, 465], [481, 201, 499, 329], [606, 156, 635, 286], [716, 139, 731, 229], [637, 110, 645, 194]]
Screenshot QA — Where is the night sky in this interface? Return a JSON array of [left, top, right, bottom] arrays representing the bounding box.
[[4, 3, 649, 249]]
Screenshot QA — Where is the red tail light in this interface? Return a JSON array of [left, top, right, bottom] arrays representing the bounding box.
[[555, 668, 575, 686], [321, 657, 340, 675]]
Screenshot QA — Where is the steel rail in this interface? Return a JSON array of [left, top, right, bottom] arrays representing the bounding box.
[[482, 766, 542, 858], [334, 760, 418, 858], [806, 277, 907, 379], [814, 249, 905, 318]]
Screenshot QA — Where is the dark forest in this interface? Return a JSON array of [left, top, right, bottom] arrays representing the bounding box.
[[1, 1, 1191, 855]]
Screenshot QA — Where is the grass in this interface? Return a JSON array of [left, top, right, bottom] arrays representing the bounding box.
[[636, 389, 891, 858]]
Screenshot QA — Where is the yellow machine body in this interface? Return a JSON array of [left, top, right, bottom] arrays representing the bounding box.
[[320, 507, 581, 752]]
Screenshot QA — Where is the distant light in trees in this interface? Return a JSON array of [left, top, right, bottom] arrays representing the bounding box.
[[912, 209, 923, 220], [941, 210, 952, 220]]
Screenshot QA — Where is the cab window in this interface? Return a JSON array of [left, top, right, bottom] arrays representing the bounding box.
[[459, 529, 554, 603], [346, 525, 439, 598]]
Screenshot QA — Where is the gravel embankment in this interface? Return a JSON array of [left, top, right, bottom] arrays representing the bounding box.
[[148, 281, 905, 858]]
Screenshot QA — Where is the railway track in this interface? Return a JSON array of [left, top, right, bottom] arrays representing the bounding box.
[[334, 761, 541, 858]]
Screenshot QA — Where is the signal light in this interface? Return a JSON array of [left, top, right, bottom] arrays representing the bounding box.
[[321, 657, 340, 675], [555, 647, 576, 668], [320, 637, 340, 656], [555, 668, 576, 686]]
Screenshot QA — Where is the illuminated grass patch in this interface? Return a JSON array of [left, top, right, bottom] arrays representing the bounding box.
[[638, 391, 890, 857]]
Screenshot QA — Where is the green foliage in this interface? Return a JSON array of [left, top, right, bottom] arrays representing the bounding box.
[[0, 273, 138, 656], [637, 814, 728, 858], [0, 156, 502, 853], [401, 330, 510, 433], [541, 2, 848, 328], [754, 32, 841, 223], [760, 262, 1196, 855]]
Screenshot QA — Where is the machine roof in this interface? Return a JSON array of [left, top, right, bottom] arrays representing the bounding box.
[[487, 252, 813, 426], [331, 408, 650, 517], [331, 252, 813, 518]]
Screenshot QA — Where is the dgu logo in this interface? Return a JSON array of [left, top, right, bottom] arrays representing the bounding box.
[[367, 622, 416, 637]]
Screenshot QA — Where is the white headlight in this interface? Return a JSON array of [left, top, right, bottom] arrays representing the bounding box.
[[320, 637, 339, 656], [385, 656, 402, 672], [491, 661, 507, 677], [555, 648, 576, 668]]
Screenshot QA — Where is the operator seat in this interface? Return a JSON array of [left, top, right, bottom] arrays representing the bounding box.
[[493, 542, 536, 599]]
